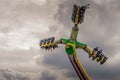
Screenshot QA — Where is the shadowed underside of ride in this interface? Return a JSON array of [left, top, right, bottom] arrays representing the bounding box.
[[39, 4, 108, 80]]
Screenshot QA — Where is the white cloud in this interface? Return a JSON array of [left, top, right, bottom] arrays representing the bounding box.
[[30, 0, 47, 5], [92, 0, 103, 5]]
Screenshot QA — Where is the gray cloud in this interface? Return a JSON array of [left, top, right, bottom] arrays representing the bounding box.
[[0, 0, 120, 80], [40, 71, 57, 80], [0, 69, 59, 80], [0, 69, 30, 80]]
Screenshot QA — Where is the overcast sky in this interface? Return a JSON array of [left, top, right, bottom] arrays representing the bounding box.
[[0, 0, 120, 80]]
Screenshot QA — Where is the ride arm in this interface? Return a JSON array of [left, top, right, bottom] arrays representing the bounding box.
[[70, 4, 90, 41], [76, 41, 108, 65], [39, 37, 66, 50]]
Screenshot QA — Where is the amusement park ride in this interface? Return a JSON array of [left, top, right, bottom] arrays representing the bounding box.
[[39, 4, 108, 80]]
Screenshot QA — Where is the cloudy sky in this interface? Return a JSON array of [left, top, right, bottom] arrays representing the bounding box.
[[0, 0, 120, 80]]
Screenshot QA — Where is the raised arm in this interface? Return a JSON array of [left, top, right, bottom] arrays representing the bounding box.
[[76, 41, 108, 65], [70, 4, 89, 41], [39, 37, 66, 50]]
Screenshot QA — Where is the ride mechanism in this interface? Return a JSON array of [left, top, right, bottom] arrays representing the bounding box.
[[39, 4, 108, 80]]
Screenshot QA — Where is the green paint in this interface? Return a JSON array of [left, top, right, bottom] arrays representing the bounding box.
[[61, 38, 86, 55], [75, 41, 86, 47], [61, 38, 86, 48], [61, 38, 70, 44], [65, 45, 74, 55]]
